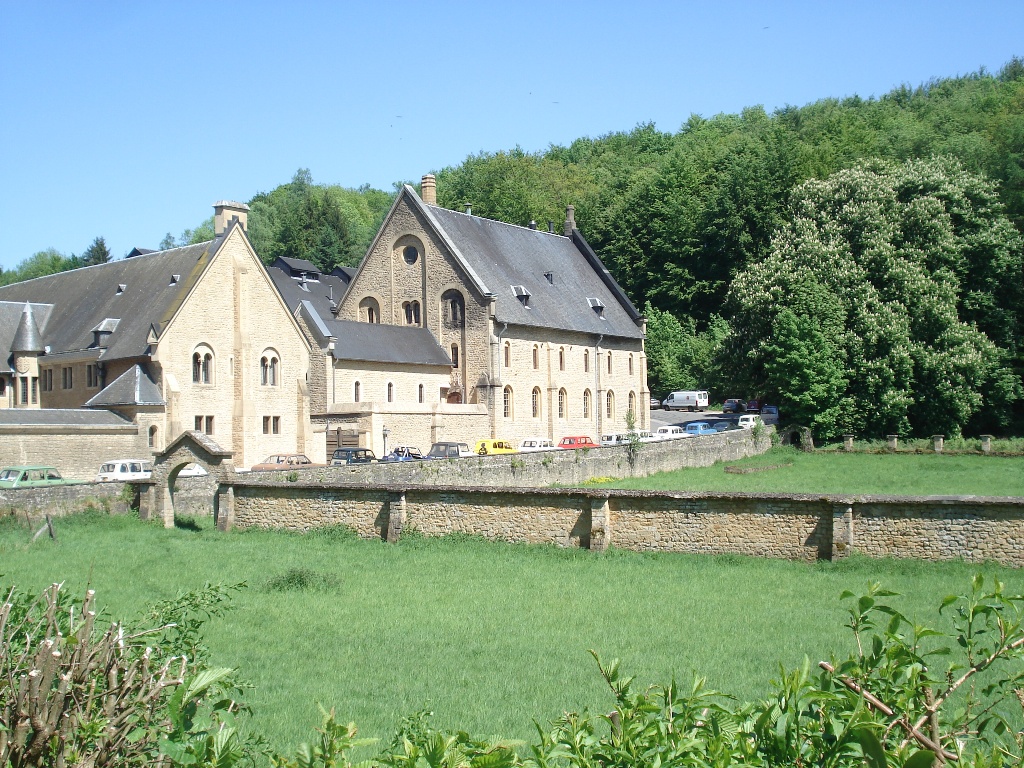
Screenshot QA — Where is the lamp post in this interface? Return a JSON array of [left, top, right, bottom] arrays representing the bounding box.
[[382, 426, 390, 457]]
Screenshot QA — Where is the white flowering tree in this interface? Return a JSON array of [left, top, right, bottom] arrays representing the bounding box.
[[724, 157, 1023, 439]]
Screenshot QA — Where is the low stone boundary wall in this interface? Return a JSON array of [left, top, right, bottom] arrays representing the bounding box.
[[0, 482, 137, 519], [244, 428, 772, 487], [218, 481, 1024, 566]]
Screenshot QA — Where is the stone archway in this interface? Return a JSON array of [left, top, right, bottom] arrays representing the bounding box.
[[139, 430, 235, 528], [779, 424, 815, 452]]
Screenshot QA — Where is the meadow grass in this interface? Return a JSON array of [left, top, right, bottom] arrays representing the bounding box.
[[1, 510, 1020, 752], [594, 445, 1024, 495]]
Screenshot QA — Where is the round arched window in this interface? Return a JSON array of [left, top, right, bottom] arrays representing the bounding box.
[[403, 246, 419, 265]]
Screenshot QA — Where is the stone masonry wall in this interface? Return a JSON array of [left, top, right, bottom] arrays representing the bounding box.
[[1, 481, 137, 519], [0, 425, 145, 481]]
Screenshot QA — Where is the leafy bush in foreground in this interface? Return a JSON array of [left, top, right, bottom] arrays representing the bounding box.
[[4, 576, 1023, 767]]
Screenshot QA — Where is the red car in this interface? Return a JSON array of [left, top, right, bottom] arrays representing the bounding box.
[[558, 436, 600, 449]]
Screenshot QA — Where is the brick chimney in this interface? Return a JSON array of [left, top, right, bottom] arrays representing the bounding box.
[[421, 174, 437, 205], [563, 204, 576, 236], [213, 201, 250, 235]]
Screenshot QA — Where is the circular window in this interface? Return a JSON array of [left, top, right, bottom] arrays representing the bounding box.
[[403, 246, 419, 265]]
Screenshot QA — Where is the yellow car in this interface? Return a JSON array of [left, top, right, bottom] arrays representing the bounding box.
[[474, 439, 516, 456]]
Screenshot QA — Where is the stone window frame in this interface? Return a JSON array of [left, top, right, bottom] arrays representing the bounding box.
[[359, 296, 381, 324], [86, 363, 100, 389], [41, 368, 53, 392], [192, 344, 214, 385], [558, 388, 567, 419], [0, 377, 6, 398], [402, 300, 421, 325], [387, 382, 395, 402], [629, 354, 634, 376], [441, 288, 465, 329], [584, 350, 589, 373], [607, 351, 613, 375], [61, 366, 74, 390], [262, 415, 281, 435], [503, 385, 513, 418], [20, 377, 29, 404], [194, 415, 214, 435], [394, 234, 425, 269], [583, 389, 592, 418], [628, 391, 636, 419], [532, 345, 539, 369], [606, 390, 615, 419], [559, 347, 565, 371], [451, 344, 459, 368], [354, 381, 361, 402], [148, 425, 158, 448], [418, 384, 424, 403], [503, 342, 511, 369], [260, 349, 281, 387], [531, 387, 541, 418]]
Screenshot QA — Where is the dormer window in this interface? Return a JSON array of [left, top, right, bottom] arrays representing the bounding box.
[[544, 272, 554, 285], [116, 284, 126, 295], [512, 285, 531, 307], [170, 274, 180, 286], [588, 297, 605, 317]]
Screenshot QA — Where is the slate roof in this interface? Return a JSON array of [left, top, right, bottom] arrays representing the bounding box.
[[0, 240, 218, 363], [85, 364, 165, 408], [410, 192, 643, 340], [267, 259, 352, 319], [325, 318, 452, 366], [0, 302, 53, 373], [0, 409, 134, 427]]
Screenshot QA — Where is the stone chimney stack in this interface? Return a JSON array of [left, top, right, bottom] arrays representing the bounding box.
[[563, 205, 576, 236], [213, 201, 250, 235], [421, 174, 437, 205]]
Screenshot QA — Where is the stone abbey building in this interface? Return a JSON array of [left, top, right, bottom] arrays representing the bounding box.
[[1, 177, 649, 474]]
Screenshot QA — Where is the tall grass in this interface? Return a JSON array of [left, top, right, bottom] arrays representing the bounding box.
[[1, 511, 1020, 751], [600, 446, 1024, 495]]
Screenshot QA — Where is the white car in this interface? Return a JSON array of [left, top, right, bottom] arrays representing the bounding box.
[[655, 425, 689, 440], [519, 437, 555, 452], [96, 460, 152, 482], [737, 414, 762, 429]]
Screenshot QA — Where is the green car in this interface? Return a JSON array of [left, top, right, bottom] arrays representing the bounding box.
[[0, 466, 68, 488]]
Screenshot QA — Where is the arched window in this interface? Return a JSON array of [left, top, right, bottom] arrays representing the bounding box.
[[451, 344, 459, 368], [606, 390, 615, 419], [607, 352, 613, 375], [354, 381, 361, 402], [387, 382, 394, 402], [628, 391, 636, 419], [441, 289, 465, 328], [559, 347, 565, 371], [359, 297, 380, 324], [583, 389, 592, 418], [503, 386, 513, 418], [629, 354, 634, 376], [192, 345, 213, 384], [584, 350, 589, 373], [260, 349, 280, 386], [148, 425, 158, 448], [504, 342, 511, 368], [532, 345, 539, 369], [532, 387, 541, 418], [558, 388, 567, 418], [418, 384, 424, 403], [403, 301, 421, 325]]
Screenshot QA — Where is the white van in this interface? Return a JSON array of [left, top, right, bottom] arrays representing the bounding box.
[[661, 391, 709, 412], [519, 437, 556, 452], [96, 459, 152, 482]]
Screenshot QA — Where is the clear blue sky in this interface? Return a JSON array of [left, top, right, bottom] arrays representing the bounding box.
[[1, 1, 1021, 271]]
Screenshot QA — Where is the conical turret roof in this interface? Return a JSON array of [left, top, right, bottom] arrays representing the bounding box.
[[11, 303, 44, 353]]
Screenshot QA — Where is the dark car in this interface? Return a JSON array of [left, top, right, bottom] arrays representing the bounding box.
[[746, 399, 761, 413], [383, 446, 424, 462], [722, 399, 744, 414], [330, 448, 378, 466]]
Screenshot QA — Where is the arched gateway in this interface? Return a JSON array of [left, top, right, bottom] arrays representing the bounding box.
[[139, 430, 235, 529]]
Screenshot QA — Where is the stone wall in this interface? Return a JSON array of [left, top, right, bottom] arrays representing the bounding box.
[[0, 481, 137, 519], [246, 427, 771, 488], [0, 424, 145, 481], [222, 481, 1024, 566]]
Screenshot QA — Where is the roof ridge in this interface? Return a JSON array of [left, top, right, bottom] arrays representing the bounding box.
[[428, 204, 566, 237]]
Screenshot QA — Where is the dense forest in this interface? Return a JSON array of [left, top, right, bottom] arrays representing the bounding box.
[[4, 59, 1023, 438]]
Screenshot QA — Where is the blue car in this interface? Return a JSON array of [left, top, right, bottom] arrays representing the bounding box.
[[685, 422, 717, 436]]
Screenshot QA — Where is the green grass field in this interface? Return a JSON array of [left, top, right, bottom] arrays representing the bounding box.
[[2, 510, 1020, 753], [593, 446, 1024, 496]]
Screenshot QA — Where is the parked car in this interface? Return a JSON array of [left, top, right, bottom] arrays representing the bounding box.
[[253, 454, 320, 471], [96, 459, 152, 482], [712, 421, 733, 432], [604, 431, 658, 446], [425, 441, 475, 459], [330, 448, 378, 466], [684, 422, 717, 436], [175, 463, 209, 478], [557, 436, 600, 449], [383, 446, 424, 462], [649, 396, 661, 410], [722, 398, 745, 414], [519, 437, 555, 452], [759, 405, 779, 425], [0, 466, 68, 488], [662, 390, 709, 412], [745, 399, 762, 413], [654, 425, 688, 440], [474, 439, 516, 456], [737, 414, 761, 429]]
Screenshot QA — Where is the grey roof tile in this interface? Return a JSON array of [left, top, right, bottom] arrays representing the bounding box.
[[267, 261, 350, 318], [0, 302, 53, 373], [85, 364, 165, 407], [0, 409, 134, 427], [11, 303, 45, 353], [326, 319, 452, 366]]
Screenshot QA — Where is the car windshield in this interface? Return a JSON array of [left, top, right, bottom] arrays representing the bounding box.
[[0, 469, 19, 481]]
